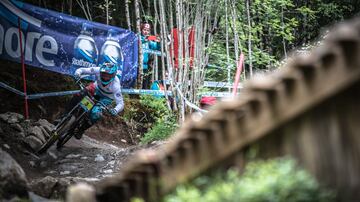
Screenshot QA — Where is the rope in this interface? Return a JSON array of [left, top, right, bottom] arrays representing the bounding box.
[[175, 84, 208, 113]]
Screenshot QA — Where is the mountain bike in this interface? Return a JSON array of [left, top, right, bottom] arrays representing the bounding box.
[[36, 78, 110, 154]]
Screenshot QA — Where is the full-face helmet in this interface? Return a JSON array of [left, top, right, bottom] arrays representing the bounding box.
[[100, 62, 118, 86]]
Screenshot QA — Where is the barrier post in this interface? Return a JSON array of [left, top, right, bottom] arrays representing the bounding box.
[[232, 53, 244, 97], [18, 17, 29, 119]]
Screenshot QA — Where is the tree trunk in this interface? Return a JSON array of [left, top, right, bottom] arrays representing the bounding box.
[[135, 0, 143, 89], [158, 0, 173, 110], [225, 0, 231, 91], [246, 0, 253, 78], [105, 0, 109, 25], [125, 0, 132, 30], [68, 0, 72, 15]]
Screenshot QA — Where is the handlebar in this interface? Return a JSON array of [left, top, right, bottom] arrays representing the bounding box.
[[73, 76, 113, 114]]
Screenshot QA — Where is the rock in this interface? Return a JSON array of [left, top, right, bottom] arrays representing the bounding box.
[[29, 192, 51, 202], [10, 123, 24, 133], [121, 139, 127, 143], [36, 119, 54, 131], [0, 127, 3, 134], [102, 169, 113, 174], [30, 176, 71, 199], [80, 156, 88, 160], [28, 126, 46, 143], [0, 112, 24, 124], [66, 183, 96, 202], [0, 148, 29, 200], [48, 151, 57, 160], [25, 136, 43, 151], [94, 154, 105, 162], [29, 161, 36, 168], [17, 132, 26, 138], [3, 144, 10, 149], [60, 171, 70, 175], [40, 161, 47, 168], [39, 126, 50, 139], [66, 154, 81, 159]]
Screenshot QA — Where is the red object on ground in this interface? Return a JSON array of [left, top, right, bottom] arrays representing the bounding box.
[[170, 26, 195, 69], [200, 96, 217, 106]]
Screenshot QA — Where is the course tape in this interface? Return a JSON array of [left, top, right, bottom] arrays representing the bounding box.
[[1, 82, 234, 99], [27, 90, 81, 99], [0, 82, 173, 99], [0, 82, 25, 96], [143, 48, 165, 56], [175, 85, 208, 113]]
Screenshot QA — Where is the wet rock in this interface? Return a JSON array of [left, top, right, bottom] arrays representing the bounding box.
[[66, 154, 81, 159], [102, 169, 113, 174], [10, 123, 24, 133], [25, 136, 43, 151], [17, 132, 26, 138], [60, 171, 70, 175], [36, 119, 55, 137], [94, 154, 105, 162], [29, 192, 51, 202], [40, 161, 47, 168], [39, 126, 50, 139], [3, 144, 10, 149], [36, 119, 54, 130], [30, 176, 71, 199], [29, 161, 36, 168], [48, 151, 58, 160], [28, 126, 46, 143], [0, 148, 29, 200], [0, 112, 24, 124]]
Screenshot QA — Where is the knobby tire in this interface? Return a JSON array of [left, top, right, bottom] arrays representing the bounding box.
[[56, 116, 76, 149], [36, 115, 75, 154]]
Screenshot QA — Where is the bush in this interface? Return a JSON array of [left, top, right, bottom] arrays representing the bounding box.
[[165, 157, 336, 202], [140, 115, 177, 144], [138, 95, 178, 144]]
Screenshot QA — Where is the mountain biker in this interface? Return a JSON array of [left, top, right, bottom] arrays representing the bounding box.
[[70, 62, 124, 139]]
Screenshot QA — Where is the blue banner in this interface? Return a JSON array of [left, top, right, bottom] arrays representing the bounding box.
[[0, 0, 138, 88]]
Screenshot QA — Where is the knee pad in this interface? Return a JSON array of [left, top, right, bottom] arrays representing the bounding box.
[[90, 106, 103, 123]]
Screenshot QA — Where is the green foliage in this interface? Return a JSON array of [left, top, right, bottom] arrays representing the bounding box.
[[207, 0, 358, 82], [139, 95, 170, 119], [138, 95, 178, 144], [165, 157, 336, 202], [140, 115, 177, 144]]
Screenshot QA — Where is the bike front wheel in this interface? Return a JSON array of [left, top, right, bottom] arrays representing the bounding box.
[[56, 116, 77, 149], [37, 115, 76, 154]]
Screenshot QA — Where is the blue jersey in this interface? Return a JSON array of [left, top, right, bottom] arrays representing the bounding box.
[[141, 35, 161, 70]]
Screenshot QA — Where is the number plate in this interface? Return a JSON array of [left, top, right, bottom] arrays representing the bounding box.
[[80, 96, 94, 111]]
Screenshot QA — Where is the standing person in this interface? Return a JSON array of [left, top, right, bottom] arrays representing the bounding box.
[[140, 22, 161, 89]]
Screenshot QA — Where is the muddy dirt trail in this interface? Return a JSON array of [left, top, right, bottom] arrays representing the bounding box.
[[0, 112, 153, 200], [29, 136, 135, 180]]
